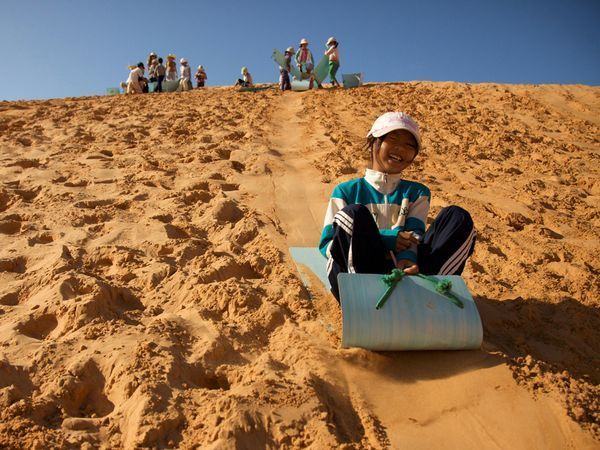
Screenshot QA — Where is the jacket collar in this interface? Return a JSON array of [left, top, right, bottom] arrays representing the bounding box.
[[364, 168, 403, 195]]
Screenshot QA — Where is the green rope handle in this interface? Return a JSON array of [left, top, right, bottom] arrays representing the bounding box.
[[375, 269, 464, 310], [375, 268, 406, 309]]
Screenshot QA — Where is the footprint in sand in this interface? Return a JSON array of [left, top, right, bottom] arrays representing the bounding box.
[[0, 256, 27, 273], [16, 313, 58, 340], [0, 290, 20, 306]]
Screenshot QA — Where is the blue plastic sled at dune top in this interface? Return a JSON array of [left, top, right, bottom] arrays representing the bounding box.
[[289, 247, 484, 351], [342, 73, 364, 88]]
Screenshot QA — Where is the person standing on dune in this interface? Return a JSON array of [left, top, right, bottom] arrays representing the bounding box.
[[166, 54, 178, 81], [155, 57, 166, 92], [295, 38, 315, 89], [179, 58, 192, 91], [195, 65, 207, 88], [325, 37, 340, 88]]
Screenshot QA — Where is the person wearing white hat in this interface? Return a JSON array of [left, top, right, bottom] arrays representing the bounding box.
[[235, 67, 253, 87], [279, 47, 294, 91], [319, 112, 476, 301], [195, 65, 207, 88], [179, 58, 192, 91], [325, 37, 340, 87], [295, 38, 315, 89]]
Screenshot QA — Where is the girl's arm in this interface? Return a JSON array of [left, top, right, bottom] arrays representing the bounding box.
[[394, 191, 430, 263], [318, 186, 347, 258]]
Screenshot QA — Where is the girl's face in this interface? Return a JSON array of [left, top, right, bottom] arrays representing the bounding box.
[[372, 130, 418, 174]]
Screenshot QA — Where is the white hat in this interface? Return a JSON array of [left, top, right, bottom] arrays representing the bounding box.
[[286, 47, 295, 54], [150, 52, 156, 56], [198, 65, 204, 70], [326, 36, 337, 45], [367, 112, 422, 152], [241, 66, 248, 74], [180, 58, 187, 64], [300, 38, 309, 45]]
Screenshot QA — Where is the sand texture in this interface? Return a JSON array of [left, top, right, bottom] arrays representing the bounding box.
[[0, 82, 598, 449]]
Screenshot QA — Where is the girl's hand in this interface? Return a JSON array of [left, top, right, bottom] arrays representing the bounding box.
[[396, 259, 419, 275], [395, 231, 420, 252]]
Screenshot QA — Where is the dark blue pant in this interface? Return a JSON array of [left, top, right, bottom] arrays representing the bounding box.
[[327, 204, 476, 301]]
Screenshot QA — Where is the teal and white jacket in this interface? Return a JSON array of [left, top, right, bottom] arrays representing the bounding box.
[[319, 168, 431, 263]]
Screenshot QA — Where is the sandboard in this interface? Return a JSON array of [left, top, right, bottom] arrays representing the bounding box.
[[342, 73, 363, 89], [272, 49, 302, 80], [291, 80, 314, 91], [289, 247, 329, 289], [313, 55, 329, 84], [338, 273, 483, 350], [162, 79, 180, 92]]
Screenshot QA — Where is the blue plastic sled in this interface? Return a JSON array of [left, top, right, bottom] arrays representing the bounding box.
[[342, 73, 363, 88], [289, 247, 329, 288], [313, 55, 329, 84], [338, 273, 483, 350]]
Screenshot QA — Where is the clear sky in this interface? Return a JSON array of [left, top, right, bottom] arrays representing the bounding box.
[[1, 0, 599, 101]]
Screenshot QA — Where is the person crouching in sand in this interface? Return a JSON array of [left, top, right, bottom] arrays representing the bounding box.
[[126, 63, 144, 94], [235, 67, 253, 87], [319, 112, 477, 301]]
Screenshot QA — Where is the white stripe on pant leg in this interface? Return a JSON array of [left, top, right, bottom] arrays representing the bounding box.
[[443, 231, 476, 275], [439, 229, 475, 275], [333, 213, 353, 235], [348, 237, 355, 273], [438, 228, 476, 275], [440, 230, 476, 275], [334, 212, 354, 233], [333, 219, 352, 236]]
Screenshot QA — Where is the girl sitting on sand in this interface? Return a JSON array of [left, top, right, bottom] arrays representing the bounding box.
[[235, 67, 253, 87], [319, 112, 477, 300]]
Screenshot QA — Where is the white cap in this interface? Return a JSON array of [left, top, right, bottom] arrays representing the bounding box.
[[300, 38, 309, 45], [198, 65, 203, 70], [326, 36, 337, 45], [180, 58, 187, 64], [367, 112, 421, 152]]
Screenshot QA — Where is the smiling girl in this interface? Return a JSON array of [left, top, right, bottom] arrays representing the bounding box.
[[319, 112, 477, 300]]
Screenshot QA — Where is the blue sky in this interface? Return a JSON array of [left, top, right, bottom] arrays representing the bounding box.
[[1, 0, 599, 101]]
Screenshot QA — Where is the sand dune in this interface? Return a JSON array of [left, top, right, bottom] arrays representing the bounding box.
[[0, 83, 598, 449]]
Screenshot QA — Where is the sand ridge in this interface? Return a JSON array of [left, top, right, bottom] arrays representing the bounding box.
[[0, 83, 598, 448]]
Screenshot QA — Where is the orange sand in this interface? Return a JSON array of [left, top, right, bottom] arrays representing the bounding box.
[[0, 82, 598, 449]]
